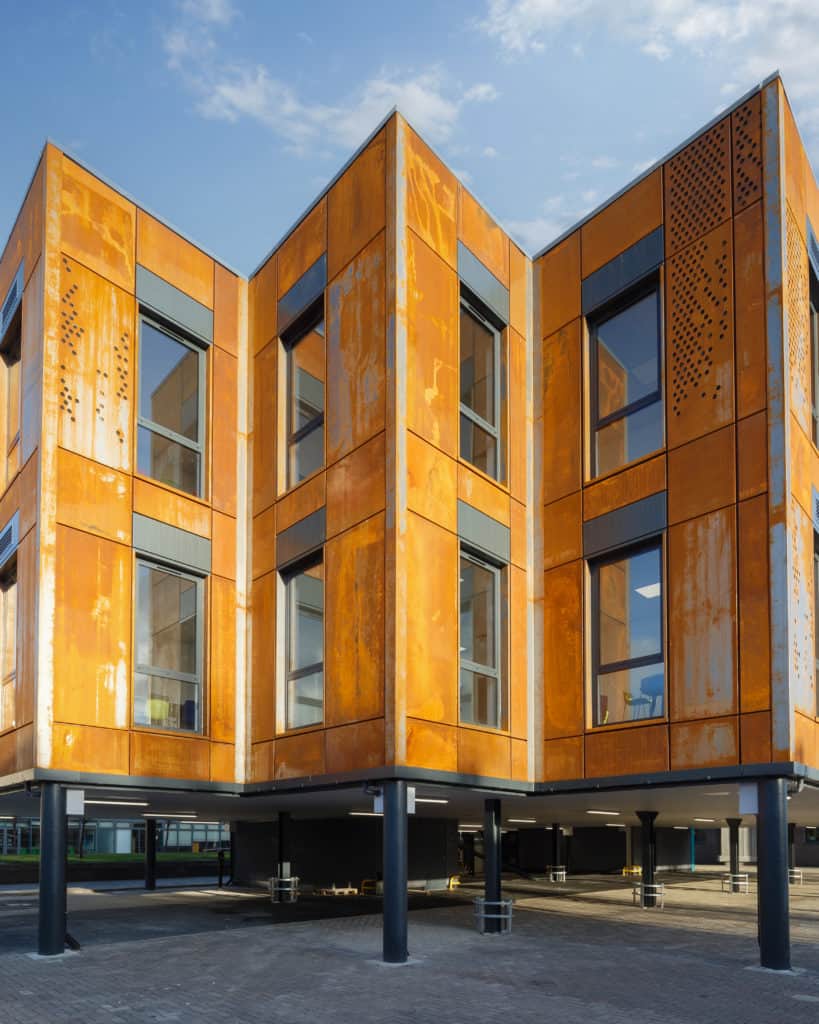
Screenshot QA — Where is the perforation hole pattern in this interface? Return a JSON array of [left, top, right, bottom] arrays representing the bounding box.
[[732, 95, 763, 213], [59, 256, 80, 423], [786, 204, 810, 423], [668, 226, 731, 418], [666, 120, 731, 256]]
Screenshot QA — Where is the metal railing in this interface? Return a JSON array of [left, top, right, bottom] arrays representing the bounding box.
[[473, 897, 513, 934]]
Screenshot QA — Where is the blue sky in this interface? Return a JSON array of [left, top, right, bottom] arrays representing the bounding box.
[[2, 1, 819, 273]]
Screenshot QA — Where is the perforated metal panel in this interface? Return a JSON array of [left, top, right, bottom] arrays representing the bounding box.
[[665, 119, 731, 257], [785, 205, 810, 434], [59, 257, 80, 424], [731, 94, 763, 214]]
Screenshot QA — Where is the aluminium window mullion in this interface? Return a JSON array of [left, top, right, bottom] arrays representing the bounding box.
[[135, 664, 200, 685], [288, 413, 324, 447], [594, 389, 662, 432], [287, 660, 324, 682], [459, 403, 499, 441], [137, 416, 203, 454]]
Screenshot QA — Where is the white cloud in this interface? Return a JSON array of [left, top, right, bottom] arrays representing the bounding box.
[[180, 0, 237, 24], [633, 156, 658, 173], [506, 191, 597, 252], [590, 155, 618, 169], [483, 145, 498, 158]]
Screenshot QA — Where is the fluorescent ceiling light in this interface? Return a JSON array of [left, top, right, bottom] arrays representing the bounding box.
[[86, 800, 149, 807], [460, 823, 482, 828], [586, 809, 619, 816], [507, 818, 537, 824], [415, 798, 448, 805], [693, 818, 715, 823], [143, 813, 197, 819], [673, 826, 689, 830], [703, 791, 731, 797], [635, 583, 660, 599], [605, 823, 626, 828], [349, 811, 382, 817], [188, 821, 223, 826], [0, 815, 14, 820]]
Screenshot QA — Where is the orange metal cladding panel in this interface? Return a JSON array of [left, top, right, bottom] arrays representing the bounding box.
[[664, 118, 731, 259], [22, 258, 45, 464], [131, 732, 210, 781], [210, 742, 235, 782], [670, 717, 738, 770], [785, 204, 811, 439], [51, 723, 129, 774], [509, 564, 527, 740], [211, 511, 236, 581], [538, 232, 580, 339], [0, 158, 44, 302], [458, 188, 509, 285], [783, 95, 807, 231], [511, 739, 528, 781], [325, 719, 386, 774], [276, 473, 325, 534], [405, 512, 458, 725], [275, 730, 325, 780], [211, 347, 238, 516], [278, 198, 327, 297], [251, 740, 276, 782], [581, 171, 663, 278], [326, 432, 385, 539], [53, 526, 131, 730], [669, 507, 738, 721], [789, 419, 816, 524], [582, 455, 666, 521], [738, 495, 771, 713], [406, 229, 459, 458], [327, 131, 386, 281], [734, 202, 767, 417], [732, 93, 763, 214], [250, 255, 277, 355], [58, 256, 135, 472], [403, 123, 457, 269], [406, 430, 457, 533], [60, 158, 135, 293], [510, 499, 526, 569], [741, 711, 772, 764], [210, 576, 236, 743], [213, 264, 239, 357], [509, 328, 527, 503], [543, 492, 582, 571], [789, 497, 816, 720], [458, 727, 511, 779], [325, 512, 385, 726], [667, 425, 736, 525], [0, 727, 30, 775], [133, 478, 211, 537], [16, 532, 36, 725], [252, 506, 276, 581], [584, 724, 669, 778], [542, 320, 582, 505], [56, 448, 130, 545], [326, 232, 386, 464], [666, 218, 735, 448], [737, 412, 767, 500], [543, 736, 583, 782], [251, 570, 276, 743], [509, 245, 528, 338], [543, 560, 583, 738], [404, 718, 457, 772], [458, 464, 510, 525], [252, 339, 277, 515], [17, 457, 39, 540], [136, 212, 213, 308], [793, 713, 818, 769]]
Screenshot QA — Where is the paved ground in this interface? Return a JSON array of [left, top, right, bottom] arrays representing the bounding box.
[[0, 870, 817, 1023]]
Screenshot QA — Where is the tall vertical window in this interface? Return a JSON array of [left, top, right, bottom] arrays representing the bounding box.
[[592, 541, 664, 726], [134, 560, 203, 733], [0, 264, 22, 482], [814, 541, 819, 717], [590, 283, 663, 477], [459, 552, 503, 728], [284, 559, 324, 729], [810, 268, 819, 446], [460, 298, 501, 480], [0, 559, 16, 732], [286, 309, 325, 487], [137, 318, 205, 498]]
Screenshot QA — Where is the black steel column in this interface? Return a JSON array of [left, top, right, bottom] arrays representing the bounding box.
[[757, 778, 790, 970], [726, 818, 742, 893], [788, 823, 797, 871], [484, 799, 502, 934], [144, 819, 157, 891], [277, 811, 291, 879], [38, 783, 66, 956], [637, 811, 658, 907], [551, 822, 561, 867], [382, 780, 408, 963]]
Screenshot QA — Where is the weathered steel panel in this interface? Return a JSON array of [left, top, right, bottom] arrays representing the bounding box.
[[538, 232, 580, 339], [403, 123, 457, 269], [667, 425, 736, 525], [136, 211, 213, 308], [327, 131, 386, 281], [277, 198, 327, 297], [581, 170, 663, 278], [458, 187, 509, 286], [542, 319, 582, 504], [543, 560, 583, 738]]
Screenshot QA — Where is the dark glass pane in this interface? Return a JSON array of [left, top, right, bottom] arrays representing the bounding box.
[[460, 305, 495, 426], [288, 564, 323, 673], [595, 291, 659, 419], [459, 668, 500, 728], [140, 321, 200, 441], [287, 670, 323, 729], [290, 320, 325, 431], [595, 400, 663, 476], [460, 556, 496, 669], [134, 673, 198, 732], [136, 564, 198, 676], [594, 665, 664, 726], [598, 545, 661, 667], [289, 425, 324, 484], [138, 425, 200, 496], [460, 414, 497, 479]]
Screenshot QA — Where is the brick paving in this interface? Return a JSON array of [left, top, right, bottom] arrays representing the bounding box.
[[0, 873, 817, 1023]]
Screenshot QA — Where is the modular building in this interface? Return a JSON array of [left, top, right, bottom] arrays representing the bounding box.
[[0, 70, 817, 968]]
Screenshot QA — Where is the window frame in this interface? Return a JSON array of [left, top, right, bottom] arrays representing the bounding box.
[[810, 268, 819, 447], [459, 293, 502, 482], [589, 536, 665, 729], [282, 552, 325, 731], [0, 308, 21, 462], [588, 277, 663, 478], [283, 300, 325, 491], [0, 556, 17, 734], [133, 557, 206, 735], [814, 538, 819, 719], [136, 313, 207, 499], [458, 547, 504, 730]]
